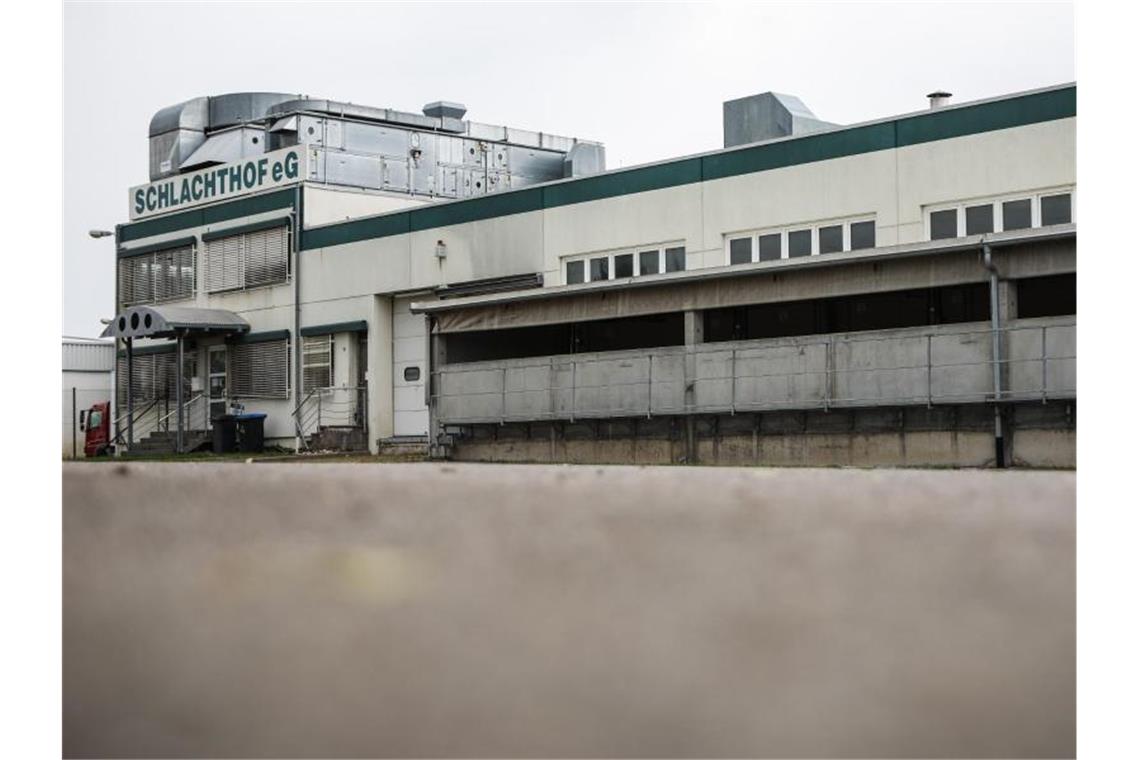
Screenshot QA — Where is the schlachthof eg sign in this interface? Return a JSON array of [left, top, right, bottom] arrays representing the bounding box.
[[128, 147, 306, 220]]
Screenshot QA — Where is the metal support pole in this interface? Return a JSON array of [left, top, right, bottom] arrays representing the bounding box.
[[983, 243, 1005, 468], [126, 337, 134, 449], [72, 387, 77, 459], [176, 333, 184, 454]]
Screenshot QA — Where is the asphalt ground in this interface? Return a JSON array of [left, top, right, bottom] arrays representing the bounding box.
[[63, 462, 1075, 758]]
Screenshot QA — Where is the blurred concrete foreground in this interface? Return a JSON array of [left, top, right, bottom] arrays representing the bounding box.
[[63, 462, 1074, 758]]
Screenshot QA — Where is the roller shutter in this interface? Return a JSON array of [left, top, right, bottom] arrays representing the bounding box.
[[230, 339, 289, 398], [205, 225, 289, 293], [117, 243, 195, 307], [302, 335, 333, 392]]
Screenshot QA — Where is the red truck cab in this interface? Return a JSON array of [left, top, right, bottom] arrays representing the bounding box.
[[80, 401, 112, 457]]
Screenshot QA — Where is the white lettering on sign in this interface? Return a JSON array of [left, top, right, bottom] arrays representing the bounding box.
[[128, 147, 305, 220]]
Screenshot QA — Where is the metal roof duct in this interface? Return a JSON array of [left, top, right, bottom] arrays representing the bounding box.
[[423, 101, 468, 120], [148, 97, 208, 181], [207, 92, 297, 130], [148, 93, 296, 180], [722, 92, 839, 148]]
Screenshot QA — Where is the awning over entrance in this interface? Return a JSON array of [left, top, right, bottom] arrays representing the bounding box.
[[100, 305, 250, 340]]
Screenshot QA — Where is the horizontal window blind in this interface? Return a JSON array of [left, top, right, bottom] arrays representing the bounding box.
[[302, 335, 334, 392], [206, 225, 289, 293], [230, 339, 289, 398], [117, 244, 195, 307], [115, 352, 193, 406]]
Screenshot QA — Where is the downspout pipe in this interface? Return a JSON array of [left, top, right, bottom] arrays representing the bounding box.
[[293, 185, 303, 451], [983, 241, 1005, 468]]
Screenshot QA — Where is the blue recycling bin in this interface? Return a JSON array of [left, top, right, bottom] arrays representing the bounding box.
[[234, 413, 267, 453]]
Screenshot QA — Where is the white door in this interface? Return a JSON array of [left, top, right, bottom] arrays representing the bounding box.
[[207, 345, 227, 428], [393, 296, 429, 437]]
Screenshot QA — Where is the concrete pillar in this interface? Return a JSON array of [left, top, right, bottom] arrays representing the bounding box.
[[683, 310, 704, 463], [997, 280, 1017, 322], [368, 295, 395, 453]]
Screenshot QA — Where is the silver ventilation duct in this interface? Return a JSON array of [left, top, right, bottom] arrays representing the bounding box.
[[148, 93, 297, 180], [146, 91, 607, 194], [722, 92, 838, 148]]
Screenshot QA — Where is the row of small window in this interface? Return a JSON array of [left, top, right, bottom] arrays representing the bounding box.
[[565, 245, 686, 284], [929, 192, 1072, 240], [728, 219, 876, 265]]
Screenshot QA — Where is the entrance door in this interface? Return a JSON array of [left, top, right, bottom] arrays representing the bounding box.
[[208, 345, 227, 427], [393, 296, 429, 437]]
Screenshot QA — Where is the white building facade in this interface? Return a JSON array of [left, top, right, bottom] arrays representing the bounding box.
[[107, 84, 1075, 464]]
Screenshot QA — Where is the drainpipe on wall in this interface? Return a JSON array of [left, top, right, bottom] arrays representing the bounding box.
[[983, 240, 1005, 468], [112, 225, 121, 456], [293, 184, 303, 451]]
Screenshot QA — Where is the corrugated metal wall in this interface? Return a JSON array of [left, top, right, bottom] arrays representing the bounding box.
[[63, 339, 115, 373]]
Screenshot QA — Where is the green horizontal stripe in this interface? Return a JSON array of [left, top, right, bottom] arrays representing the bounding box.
[[117, 343, 176, 357], [202, 216, 291, 242], [300, 320, 368, 337], [895, 86, 1077, 147], [120, 188, 296, 243], [300, 85, 1075, 251], [117, 236, 197, 259], [544, 158, 702, 207], [410, 188, 543, 232], [230, 329, 290, 344], [702, 122, 896, 181], [302, 210, 411, 250]]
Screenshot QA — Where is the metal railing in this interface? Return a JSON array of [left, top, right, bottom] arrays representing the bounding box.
[[431, 318, 1076, 425], [155, 393, 208, 435], [111, 398, 159, 447], [292, 386, 368, 445]]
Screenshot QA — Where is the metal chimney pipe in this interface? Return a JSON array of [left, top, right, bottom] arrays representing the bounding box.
[[927, 90, 953, 109]]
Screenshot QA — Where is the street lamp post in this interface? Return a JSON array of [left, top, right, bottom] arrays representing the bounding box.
[[89, 227, 118, 453]]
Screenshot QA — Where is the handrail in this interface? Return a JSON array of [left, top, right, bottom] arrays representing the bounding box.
[[155, 392, 206, 430], [111, 398, 159, 446], [292, 386, 368, 447]]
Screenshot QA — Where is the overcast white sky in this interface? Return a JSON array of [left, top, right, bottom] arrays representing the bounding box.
[[63, 1, 1074, 337]]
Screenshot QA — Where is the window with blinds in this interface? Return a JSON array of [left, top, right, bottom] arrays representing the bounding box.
[[302, 335, 334, 392], [115, 352, 194, 406], [117, 244, 195, 308], [205, 225, 290, 293], [230, 339, 290, 398]]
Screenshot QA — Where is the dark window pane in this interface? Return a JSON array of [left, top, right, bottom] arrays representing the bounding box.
[[614, 253, 634, 278], [1002, 199, 1032, 231], [818, 225, 843, 254], [930, 209, 958, 239], [729, 238, 752, 265], [665, 246, 686, 272], [758, 233, 782, 261], [589, 257, 609, 281], [965, 204, 994, 235], [788, 229, 812, 257], [566, 260, 584, 284], [850, 221, 875, 250], [1041, 194, 1072, 226], [1017, 273, 1076, 318], [638, 250, 659, 275]]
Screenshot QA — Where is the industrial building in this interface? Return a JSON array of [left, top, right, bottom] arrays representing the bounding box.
[[62, 337, 114, 459], [102, 84, 1075, 466]]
